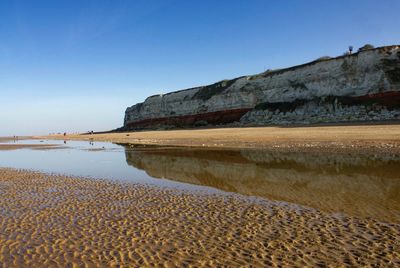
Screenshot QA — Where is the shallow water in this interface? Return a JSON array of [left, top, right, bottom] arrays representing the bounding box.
[[0, 139, 211, 191], [1, 139, 400, 222]]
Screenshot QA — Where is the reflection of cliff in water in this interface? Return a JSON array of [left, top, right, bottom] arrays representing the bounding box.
[[124, 147, 400, 222]]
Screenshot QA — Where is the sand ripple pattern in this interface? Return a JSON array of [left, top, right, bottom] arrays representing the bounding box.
[[0, 168, 399, 267]]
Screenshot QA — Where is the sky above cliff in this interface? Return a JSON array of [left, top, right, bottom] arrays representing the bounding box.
[[0, 0, 399, 135]]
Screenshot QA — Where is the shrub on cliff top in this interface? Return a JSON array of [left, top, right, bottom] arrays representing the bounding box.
[[358, 44, 374, 52], [315, 56, 332, 61]]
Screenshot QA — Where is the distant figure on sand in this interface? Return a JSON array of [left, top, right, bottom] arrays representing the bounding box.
[[63, 132, 66, 137]]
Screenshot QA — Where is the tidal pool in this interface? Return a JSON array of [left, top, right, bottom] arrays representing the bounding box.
[[1, 139, 399, 223]]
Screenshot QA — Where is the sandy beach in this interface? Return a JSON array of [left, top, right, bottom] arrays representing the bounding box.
[[3, 124, 400, 266], [0, 168, 399, 267], [40, 123, 400, 154], [0, 137, 59, 150], [0, 144, 59, 150]]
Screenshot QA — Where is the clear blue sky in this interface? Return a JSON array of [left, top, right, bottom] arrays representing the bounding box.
[[1, 0, 399, 136]]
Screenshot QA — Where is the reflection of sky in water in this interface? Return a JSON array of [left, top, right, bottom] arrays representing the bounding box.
[[0, 140, 218, 192]]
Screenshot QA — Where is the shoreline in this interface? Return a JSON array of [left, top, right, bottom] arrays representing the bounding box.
[[37, 123, 400, 154], [0, 167, 399, 266]]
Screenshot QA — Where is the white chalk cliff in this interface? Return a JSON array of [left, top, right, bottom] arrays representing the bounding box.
[[124, 45, 400, 129]]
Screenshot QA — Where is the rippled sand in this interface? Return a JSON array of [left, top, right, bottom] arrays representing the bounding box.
[[0, 168, 399, 267]]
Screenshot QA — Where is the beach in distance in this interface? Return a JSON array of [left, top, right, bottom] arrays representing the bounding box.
[[42, 123, 400, 154]]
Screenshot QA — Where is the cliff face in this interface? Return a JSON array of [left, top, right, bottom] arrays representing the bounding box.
[[124, 46, 400, 129]]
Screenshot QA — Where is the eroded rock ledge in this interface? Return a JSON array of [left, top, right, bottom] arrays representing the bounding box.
[[123, 45, 400, 130]]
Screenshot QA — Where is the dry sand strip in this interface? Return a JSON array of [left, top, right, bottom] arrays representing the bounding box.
[[40, 124, 400, 154], [0, 144, 60, 150], [0, 137, 54, 151], [0, 137, 14, 142], [0, 136, 32, 142], [0, 168, 399, 267]]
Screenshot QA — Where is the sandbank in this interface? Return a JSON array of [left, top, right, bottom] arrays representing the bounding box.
[[40, 123, 400, 154], [0, 144, 60, 150]]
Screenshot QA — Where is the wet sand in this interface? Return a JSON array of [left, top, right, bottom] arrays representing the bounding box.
[[1, 168, 399, 267], [40, 124, 400, 154]]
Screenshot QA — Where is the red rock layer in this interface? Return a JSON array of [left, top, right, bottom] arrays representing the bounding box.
[[354, 90, 400, 107], [125, 91, 400, 129]]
